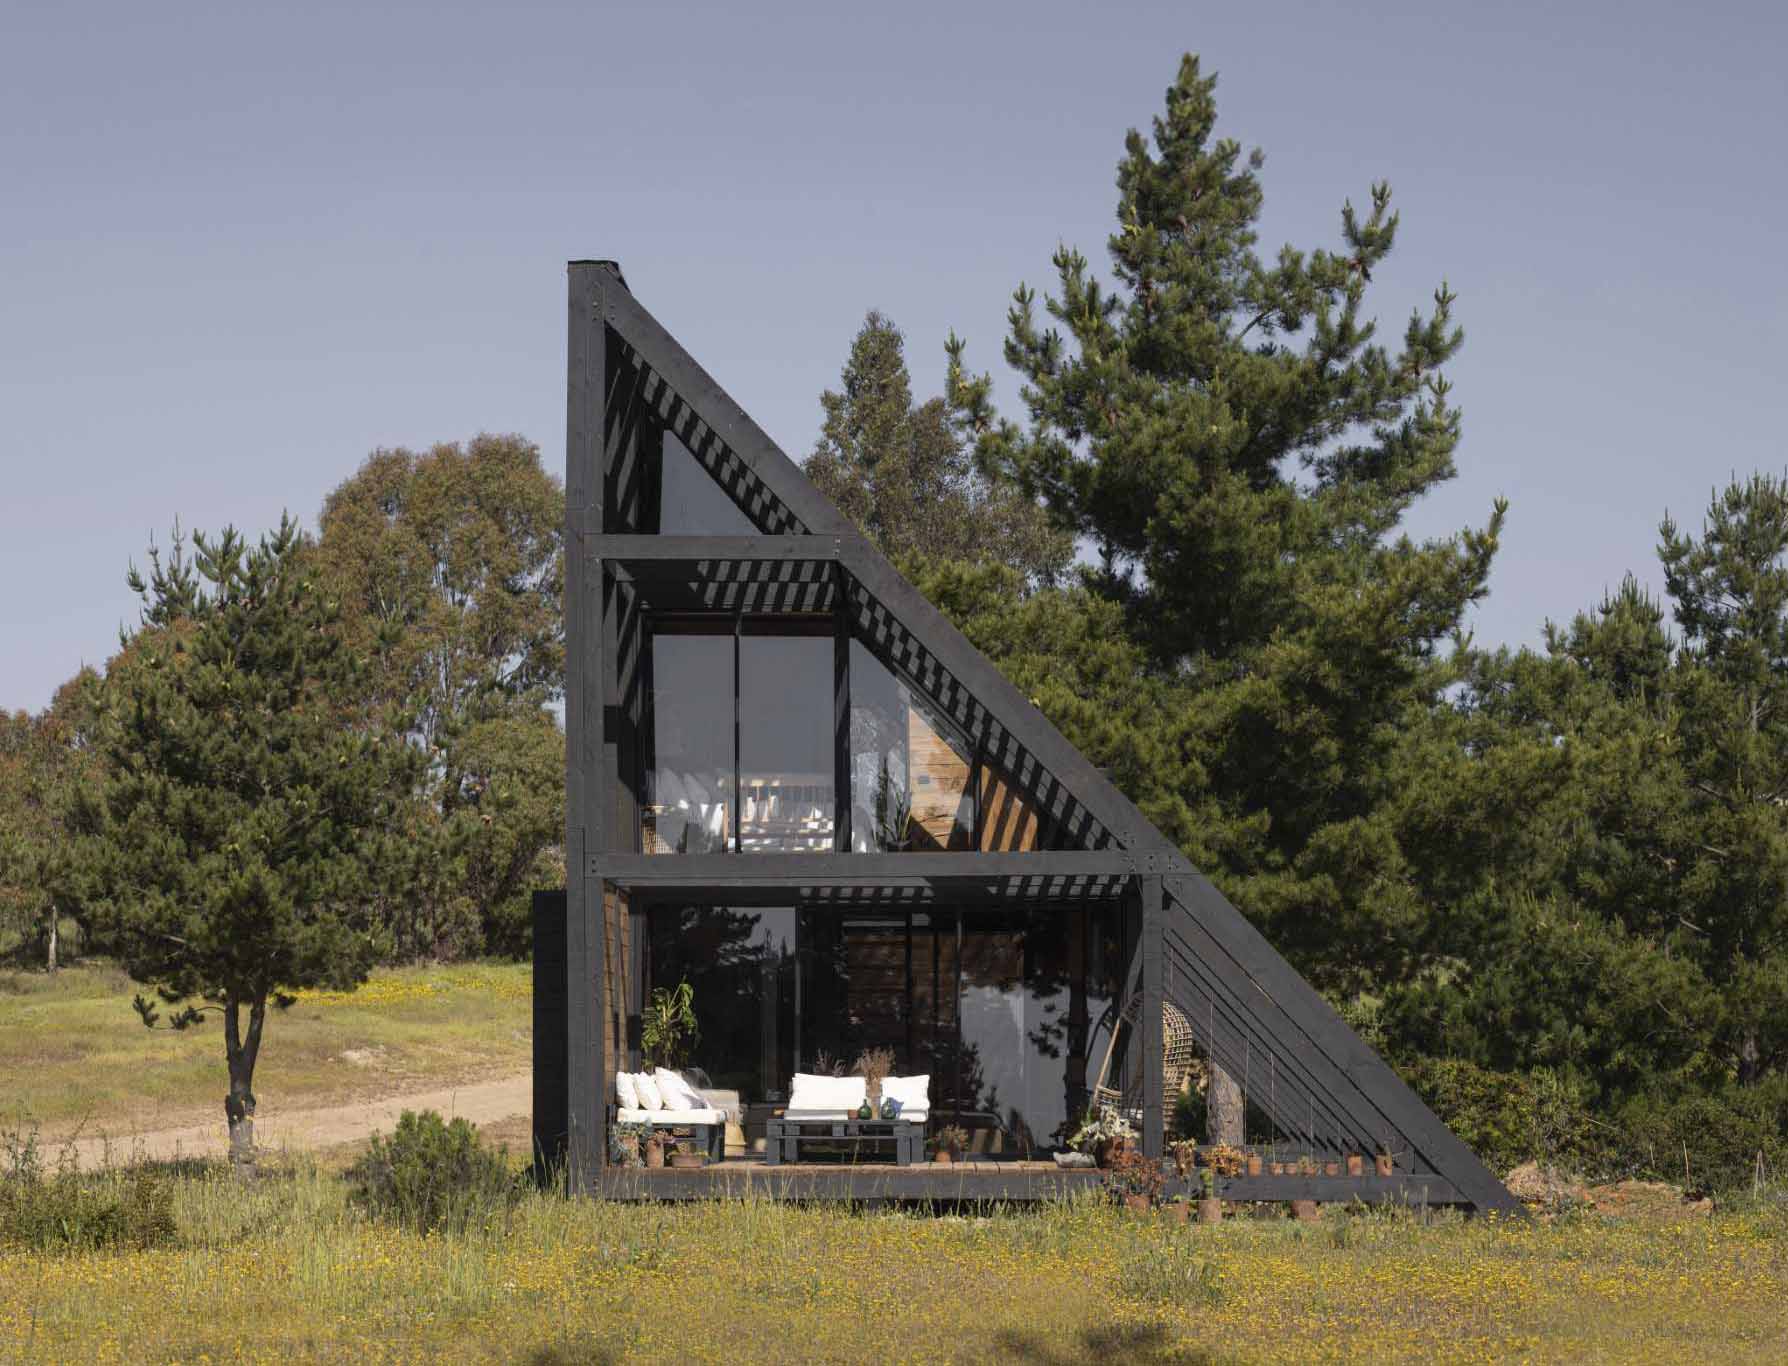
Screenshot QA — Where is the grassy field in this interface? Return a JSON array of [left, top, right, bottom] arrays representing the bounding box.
[[0, 960, 533, 1140], [1, 1160, 1784, 1363]]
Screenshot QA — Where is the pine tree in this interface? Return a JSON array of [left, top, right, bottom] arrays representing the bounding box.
[[943, 52, 1501, 1000], [807, 311, 1070, 579], [71, 520, 421, 1168]]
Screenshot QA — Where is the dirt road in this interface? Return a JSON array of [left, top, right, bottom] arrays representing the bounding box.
[[62, 1073, 532, 1167]]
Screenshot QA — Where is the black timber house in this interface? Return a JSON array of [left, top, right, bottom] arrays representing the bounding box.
[[532, 260, 1520, 1213]]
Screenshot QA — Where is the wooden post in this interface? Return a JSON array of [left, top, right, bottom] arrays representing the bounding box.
[[1141, 873, 1164, 1160]]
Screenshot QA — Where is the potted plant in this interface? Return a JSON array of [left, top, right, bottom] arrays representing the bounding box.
[[1375, 1139, 1395, 1177], [1068, 1107, 1137, 1168], [1246, 1151, 1264, 1178], [1269, 1160, 1285, 1177], [1103, 1148, 1164, 1213], [1169, 1138, 1198, 1180], [1345, 1152, 1364, 1178], [1163, 1194, 1190, 1225], [641, 980, 698, 1070], [1196, 1167, 1222, 1224], [609, 1120, 648, 1168], [670, 1138, 705, 1170], [1323, 1159, 1341, 1177], [932, 1124, 969, 1164], [642, 1128, 666, 1170]]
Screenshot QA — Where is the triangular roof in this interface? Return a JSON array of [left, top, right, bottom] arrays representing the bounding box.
[[567, 260, 1519, 1214]]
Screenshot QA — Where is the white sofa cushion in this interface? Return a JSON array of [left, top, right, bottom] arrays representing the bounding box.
[[633, 1072, 665, 1111], [654, 1068, 707, 1111], [614, 1071, 641, 1110], [616, 1107, 724, 1125], [880, 1074, 930, 1120], [785, 1072, 866, 1118]]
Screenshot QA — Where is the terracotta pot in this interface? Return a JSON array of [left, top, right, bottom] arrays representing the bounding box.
[[933, 1150, 953, 1165], [670, 1152, 703, 1170], [1269, 1162, 1285, 1176], [1162, 1201, 1189, 1225], [1375, 1153, 1394, 1178], [1196, 1198, 1222, 1225], [1124, 1194, 1151, 1214], [1290, 1199, 1321, 1223], [1246, 1154, 1263, 1177], [1323, 1160, 1341, 1178], [644, 1138, 665, 1170], [1346, 1153, 1364, 1178]]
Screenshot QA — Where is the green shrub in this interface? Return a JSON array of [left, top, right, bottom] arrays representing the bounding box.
[[0, 1127, 177, 1253], [347, 1108, 519, 1234], [1606, 1080, 1788, 1195], [1401, 1058, 1606, 1174]]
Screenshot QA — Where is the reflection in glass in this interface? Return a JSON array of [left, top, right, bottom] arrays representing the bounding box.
[[646, 633, 732, 854], [796, 906, 1123, 1155], [658, 434, 759, 534], [849, 641, 974, 851], [740, 633, 834, 851], [645, 905, 797, 1099]]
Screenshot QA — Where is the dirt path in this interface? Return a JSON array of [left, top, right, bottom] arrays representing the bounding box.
[[63, 1073, 532, 1168]]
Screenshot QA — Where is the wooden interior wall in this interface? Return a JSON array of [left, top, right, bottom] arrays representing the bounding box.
[[978, 767, 1042, 851], [906, 706, 973, 849]]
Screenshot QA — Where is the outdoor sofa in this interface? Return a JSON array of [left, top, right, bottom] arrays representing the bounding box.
[[764, 1073, 929, 1166]]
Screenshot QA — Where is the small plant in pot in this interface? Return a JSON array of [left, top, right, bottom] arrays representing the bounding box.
[[1169, 1138, 1198, 1180], [1102, 1147, 1164, 1213], [1345, 1152, 1364, 1178], [1197, 1167, 1222, 1224], [1068, 1107, 1138, 1168], [1375, 1139, 1395, 1177], [669, 1138, 705, 1170], [642, 1129, 666, 1170], [609, 1120, 649, 1168], [931, 1124, 969, 1164]]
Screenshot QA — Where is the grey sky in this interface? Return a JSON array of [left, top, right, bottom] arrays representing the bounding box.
[[3, 0, 1784, 711]]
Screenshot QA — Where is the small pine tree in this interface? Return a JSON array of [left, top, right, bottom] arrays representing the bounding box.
[[70, 518, 421, 1168]]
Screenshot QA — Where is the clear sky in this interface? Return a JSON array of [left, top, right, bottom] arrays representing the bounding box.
[[3, 0, 1784, 712]]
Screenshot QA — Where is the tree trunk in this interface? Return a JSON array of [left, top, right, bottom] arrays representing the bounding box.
[[223, 995, 267, 1176], [1207, 1061, 1244, 1147], [1738, 1032, 1761, 1087], [46, 907, 57, 974]]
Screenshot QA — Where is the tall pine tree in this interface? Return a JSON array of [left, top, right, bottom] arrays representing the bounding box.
[[942, 55, 1503, 1140]]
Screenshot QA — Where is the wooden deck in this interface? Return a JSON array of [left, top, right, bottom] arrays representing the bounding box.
[[594, 1157, 1466, 1204]]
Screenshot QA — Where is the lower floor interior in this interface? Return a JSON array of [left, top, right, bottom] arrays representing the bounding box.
[[625, 900, 1141, 1161]]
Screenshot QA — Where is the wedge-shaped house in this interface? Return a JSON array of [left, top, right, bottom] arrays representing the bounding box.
[[533, 260, 1518, 1212]]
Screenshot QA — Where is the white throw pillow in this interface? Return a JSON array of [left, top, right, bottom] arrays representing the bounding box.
[[881, 1074, 930, 1116], [615, 1071, 641, 1110], [633, 1072, 664, 1111], [654, 1068, 706, 1111], [787, 1072, 867, 1113]]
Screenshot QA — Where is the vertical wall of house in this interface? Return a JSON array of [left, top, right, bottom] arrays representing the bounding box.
[[602, 885, 631, 1085], [531, 889, 569, 1181]]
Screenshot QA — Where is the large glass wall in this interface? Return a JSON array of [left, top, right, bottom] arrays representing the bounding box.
[[848, 640, 975, 851], [642, 904, 798, 1100], [740, 630, 834, 851], [644, 618, 834, 853], [645, 631, 732, 854], [795, 905, 1126, 1155]]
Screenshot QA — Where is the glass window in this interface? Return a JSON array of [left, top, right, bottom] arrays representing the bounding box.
[[658, 433, 759, 534], [645, 905, 797, 1100], [645, 632, 732, 854], [849, 641, 975, 851], [740, 632, 834, 851]]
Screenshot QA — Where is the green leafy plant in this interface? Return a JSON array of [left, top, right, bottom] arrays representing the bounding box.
[[347, 1109, 519, 1234], [609, 1120, 649, 1168], [641, 980, 698, 1070], [931, 1124, 970, 1158], [0, 1126, 176, 1253], [1067, 1107, 1136, 1152]]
